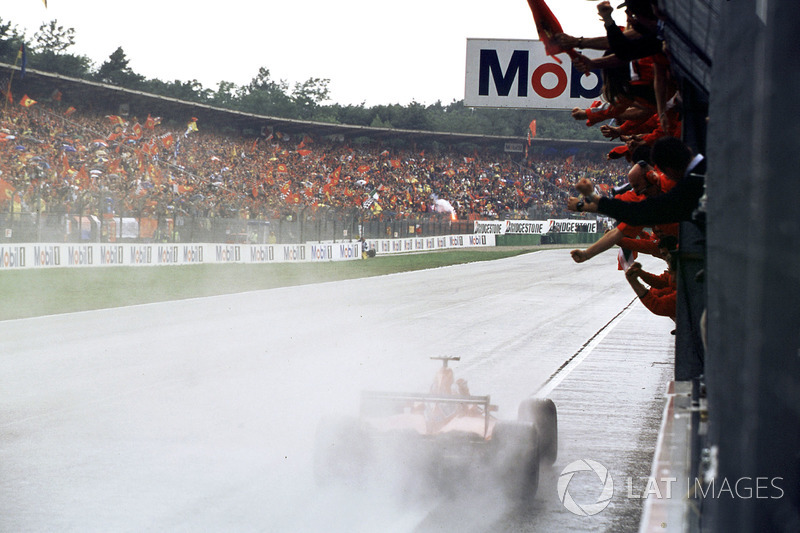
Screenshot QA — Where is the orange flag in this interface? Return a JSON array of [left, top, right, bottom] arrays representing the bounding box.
[[329, 165, 342, 185], [525, 0, 579, 63], [75, 166, 90, 190], [61, 151, 71, 173], [145, 114, 161, 129], [19, 94, 37, 107], [0, 179, 15, 204]]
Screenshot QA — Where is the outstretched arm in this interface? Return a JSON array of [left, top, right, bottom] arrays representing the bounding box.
[[570, 227, 623, 263]]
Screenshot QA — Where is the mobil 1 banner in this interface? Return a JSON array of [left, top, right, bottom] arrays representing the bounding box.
[[464, 39, 603, 109]]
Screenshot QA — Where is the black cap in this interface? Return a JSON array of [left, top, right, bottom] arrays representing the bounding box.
[[617, 0, 654, 16]]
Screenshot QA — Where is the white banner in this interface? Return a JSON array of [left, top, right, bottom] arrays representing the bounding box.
[[474, 221, 504, 234], [474, 219, 597, 235], [366, 234, 495, 256], [504, 220, 547, 235], [545, 219, 598, 233], [0, 237, 488, 270], [464, 39, 604, 109], [0, 242, 364, 270]]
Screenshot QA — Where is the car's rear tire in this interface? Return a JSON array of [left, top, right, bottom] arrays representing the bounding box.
[[492, 421, 540, 504], [518, 397, 558, 465]]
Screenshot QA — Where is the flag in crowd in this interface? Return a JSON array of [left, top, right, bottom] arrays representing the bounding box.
[[16, 43, 27, 79], [185, 117, 199, 137]]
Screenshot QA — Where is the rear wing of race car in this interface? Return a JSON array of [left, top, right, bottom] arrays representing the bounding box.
[[360, 391, 494, 437]]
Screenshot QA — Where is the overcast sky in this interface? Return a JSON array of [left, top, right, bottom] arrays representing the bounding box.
[[4, 0, 623, 107]]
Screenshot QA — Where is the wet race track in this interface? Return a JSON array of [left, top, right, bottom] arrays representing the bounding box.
[[1, 249, 675, 532]]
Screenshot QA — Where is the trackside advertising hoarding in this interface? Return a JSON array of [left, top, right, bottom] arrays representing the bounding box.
[[0, 242, 363, 270], [365, 234, 495, 256], [0, 235, 494, 270], [464, 39, 604, 109], [474, 219, 597, 234]]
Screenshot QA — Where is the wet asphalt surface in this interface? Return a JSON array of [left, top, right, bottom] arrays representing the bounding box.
[[0, 249, 674, 532]]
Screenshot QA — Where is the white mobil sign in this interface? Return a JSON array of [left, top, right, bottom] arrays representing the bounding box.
[[465, 39, 603, 109]]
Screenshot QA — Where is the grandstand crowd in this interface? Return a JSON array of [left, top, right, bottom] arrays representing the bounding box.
[[0, 101, 625, 225]]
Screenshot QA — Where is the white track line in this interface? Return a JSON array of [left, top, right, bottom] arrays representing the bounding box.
[[534, 298, 637, 399]]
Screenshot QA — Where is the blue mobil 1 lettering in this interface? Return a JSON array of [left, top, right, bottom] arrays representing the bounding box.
[[68, 245, 94, 266], [449, 236, 464, 247], [215, 245, 240, 262], [100, 245, 124, 265], [339, 244, 358, 259], [478, 49, 600, 100], [129, 245, 152, 265], [158, 246, 180, 264], [250, 246, 274, 262], [311, 245, 333, 261], [469, 235, 488, 246], [0, 246, 25, 268], [33, 245, 61, 267], [283, 245, 305, 261], [183, 245, 204, 263]]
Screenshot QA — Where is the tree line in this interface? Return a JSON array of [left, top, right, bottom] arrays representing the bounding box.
[[0, 18, 604, 141]]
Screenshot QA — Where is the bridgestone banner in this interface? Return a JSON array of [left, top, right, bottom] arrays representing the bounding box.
[[474, 219, 597, 235]]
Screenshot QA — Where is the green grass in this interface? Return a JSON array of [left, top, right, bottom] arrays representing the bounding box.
[[0, 248, 539, 320]]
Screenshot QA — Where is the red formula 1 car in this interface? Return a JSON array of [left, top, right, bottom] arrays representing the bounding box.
[[314, 356, 557, 505]]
